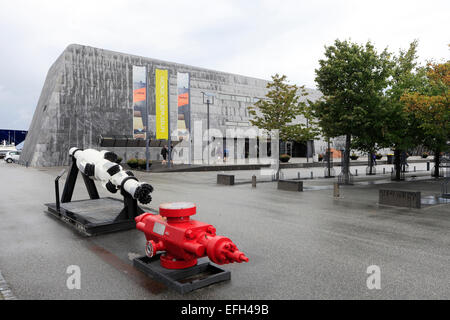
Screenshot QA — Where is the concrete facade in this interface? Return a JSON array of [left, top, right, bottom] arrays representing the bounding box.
[[21, 44, 322, 166]]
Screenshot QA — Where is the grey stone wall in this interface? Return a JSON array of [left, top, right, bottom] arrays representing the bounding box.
[[379, 189, 422, 208], [21, 44, 323, 166]]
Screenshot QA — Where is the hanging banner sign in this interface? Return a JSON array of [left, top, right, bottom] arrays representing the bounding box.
[[155, 69, 169, 140], [177, 72, 190, 140], [132, 66, 147, 139]]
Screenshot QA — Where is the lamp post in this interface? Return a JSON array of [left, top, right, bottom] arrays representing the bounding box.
[[145, 65, 150, 171], [201, 92, 214, 165]]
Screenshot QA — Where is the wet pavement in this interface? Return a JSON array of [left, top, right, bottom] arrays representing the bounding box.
[[0, 160, 449, 299]]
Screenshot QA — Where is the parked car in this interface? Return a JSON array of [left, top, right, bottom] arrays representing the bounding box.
[[0, 150, 12, 159], [4, 151, 21, 163]]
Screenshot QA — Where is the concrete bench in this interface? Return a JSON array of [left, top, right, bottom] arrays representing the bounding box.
[[379, 189, 421, 208], [217, 174, 235, 185], [277, 180, 303, 192]]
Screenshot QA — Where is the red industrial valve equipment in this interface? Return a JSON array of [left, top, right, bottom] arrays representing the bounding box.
[[135, 202, 249, 269]]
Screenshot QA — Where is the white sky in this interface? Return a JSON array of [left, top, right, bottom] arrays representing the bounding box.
[[0, 0, 449, 129]]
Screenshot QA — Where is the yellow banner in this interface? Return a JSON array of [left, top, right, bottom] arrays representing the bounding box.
[[155, 69, 169, 140]]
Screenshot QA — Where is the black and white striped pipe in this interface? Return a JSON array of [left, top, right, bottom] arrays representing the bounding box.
[[69, 148, 153, 204]]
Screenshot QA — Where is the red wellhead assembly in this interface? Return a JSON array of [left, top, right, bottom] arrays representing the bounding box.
[[135, 202, 249, 269]]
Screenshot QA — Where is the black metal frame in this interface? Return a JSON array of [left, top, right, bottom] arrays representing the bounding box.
[[133, 254, 231, 294], [54, 169, 66, 212], [46, 156, 144, 236]]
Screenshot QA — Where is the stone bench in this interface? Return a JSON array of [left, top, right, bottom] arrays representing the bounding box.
[[379, 189, 421, 208], [277, 180, 303, 192], [217, 174, 235, 185]]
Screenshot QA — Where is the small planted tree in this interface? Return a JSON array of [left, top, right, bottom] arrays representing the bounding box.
[[248, 74, 319, 178]]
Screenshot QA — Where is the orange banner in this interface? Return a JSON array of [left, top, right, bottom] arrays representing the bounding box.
[[178, 92, 189, 107], [133, 87, 146, 102], [133, 65, 147, 139]]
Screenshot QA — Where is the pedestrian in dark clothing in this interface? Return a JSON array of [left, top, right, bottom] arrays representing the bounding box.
[[400, 151, 409, 172], [161, 145, 168, 165]]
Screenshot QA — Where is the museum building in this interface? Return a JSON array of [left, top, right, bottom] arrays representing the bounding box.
[[20, 44, 323, 166]]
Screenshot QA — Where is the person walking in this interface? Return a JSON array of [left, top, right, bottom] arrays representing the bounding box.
[[400, 151, 409, 172], [161, 145, 168, 165]]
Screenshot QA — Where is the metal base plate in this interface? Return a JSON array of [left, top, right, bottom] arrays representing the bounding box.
[[133, 254, 231, 294], [45, 197, 136, 236]]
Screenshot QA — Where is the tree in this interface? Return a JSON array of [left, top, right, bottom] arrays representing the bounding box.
[[382, 40, 426, 180], [401, 61, 450, 177], [313, 39, 392, 183], [248, 74, 318, 142], [248, 74, 319, 178]]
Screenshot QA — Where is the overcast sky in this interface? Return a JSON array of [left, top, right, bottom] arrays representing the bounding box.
[[0, 0, 449, 130]]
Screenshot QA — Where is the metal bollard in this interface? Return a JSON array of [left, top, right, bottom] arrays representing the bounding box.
[[252, 175, 256, 188], [427, 162, 430, 171], [297, 172, 300, 179], [333, 183, 340, 197], [310, 171, 313, 179], [383, 167, 385, 174], [414, 166, 416, 172], [355, 169, 358, 176]]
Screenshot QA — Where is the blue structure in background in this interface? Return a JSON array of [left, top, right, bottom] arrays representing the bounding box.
[[0, 129, 28, 146]]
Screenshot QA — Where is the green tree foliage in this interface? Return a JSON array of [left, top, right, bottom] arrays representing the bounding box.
[[383, 40, 433, 179], [312, 39, 392, 183], [401, 60, 450, 176], [384, 40, 426, 150], [248, 74, 319, 144]]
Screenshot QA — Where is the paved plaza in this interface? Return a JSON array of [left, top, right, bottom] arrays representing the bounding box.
[[0, 160, 449, 299]]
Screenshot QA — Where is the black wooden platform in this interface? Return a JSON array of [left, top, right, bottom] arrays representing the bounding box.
[[46, 197, 137, 236], [133, 254, 231, 294]]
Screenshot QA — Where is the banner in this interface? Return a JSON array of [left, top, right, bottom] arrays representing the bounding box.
[[177, 72, 190, 140], [132, 66, 147, 139], [155, 69, 169, 140]]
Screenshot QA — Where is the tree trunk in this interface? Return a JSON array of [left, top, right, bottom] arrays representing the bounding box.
[[369, 151, 374, 175], [343, 134, 351, 184], [434, 148, 441, 178], [327, 139, 331, 177], [276, 140, 281, 181], [394, 149, 401, 180]]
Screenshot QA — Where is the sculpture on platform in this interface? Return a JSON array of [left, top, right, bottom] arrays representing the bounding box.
[[69, 147, 153, 204]]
